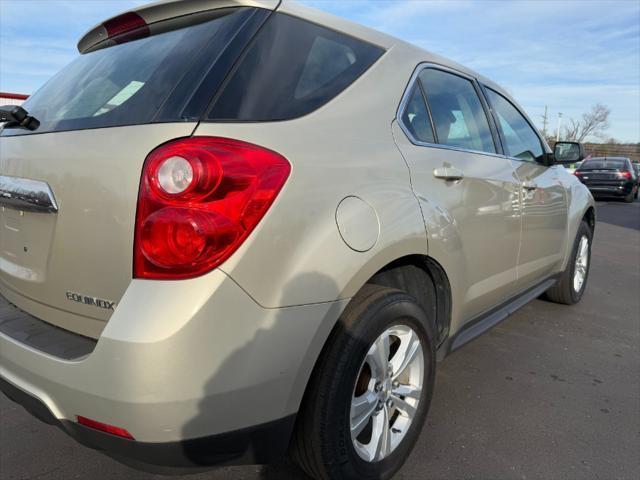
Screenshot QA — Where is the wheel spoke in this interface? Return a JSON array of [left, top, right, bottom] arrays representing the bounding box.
[[392, 383, 422, 400], [391, 394, 417, 419], [392, 332, 420, 380], [579, 238, 589, 259], [373, 406, 391, 461], [367, 331, 390, 378], [351, 392, 378, 438]]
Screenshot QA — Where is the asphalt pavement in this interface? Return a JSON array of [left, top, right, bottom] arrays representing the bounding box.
[[1, 199, 639, 480]]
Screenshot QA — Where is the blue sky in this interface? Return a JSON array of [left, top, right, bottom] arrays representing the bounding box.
[[1, 0, 638, 142]]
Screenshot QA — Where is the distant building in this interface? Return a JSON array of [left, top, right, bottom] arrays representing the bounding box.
[[0, 92, 29, 106]]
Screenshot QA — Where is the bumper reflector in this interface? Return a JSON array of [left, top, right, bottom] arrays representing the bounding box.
[[77, 415, 134, 440]]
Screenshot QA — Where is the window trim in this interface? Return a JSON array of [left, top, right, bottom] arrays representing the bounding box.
[[396, 62, 504, 158], [480, 84, 549, 165]]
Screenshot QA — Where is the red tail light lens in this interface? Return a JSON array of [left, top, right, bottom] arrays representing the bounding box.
[[77, 416, 134, 439], [134, 137, 290, 279], [618, 170, 632, 179]]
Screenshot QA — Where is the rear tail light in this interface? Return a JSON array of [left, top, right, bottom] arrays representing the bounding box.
[[134, 137, 290, 280], [77, 416, 134, 439], [618, 170, 632, 179], [573, 171, 582, 176]]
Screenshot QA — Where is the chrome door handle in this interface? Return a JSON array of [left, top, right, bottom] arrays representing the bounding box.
[[433, 167, 464, 181], [522, 180, 538, 191]]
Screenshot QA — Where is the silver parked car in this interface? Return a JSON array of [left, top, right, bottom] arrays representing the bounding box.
[[0, 1, 595, 479]]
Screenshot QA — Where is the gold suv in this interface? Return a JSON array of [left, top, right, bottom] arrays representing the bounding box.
[[0, 1, 595, 479]]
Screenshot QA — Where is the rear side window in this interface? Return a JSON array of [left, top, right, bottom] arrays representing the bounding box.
[[418, 69, 496, 154], [208, 13, 384, 121], [401, 85, 435, 144], [485, 88, 543, 162]]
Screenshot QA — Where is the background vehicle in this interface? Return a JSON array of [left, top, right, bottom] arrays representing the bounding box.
[[0, 1, 596, 479], [575, 157, 638, 202]]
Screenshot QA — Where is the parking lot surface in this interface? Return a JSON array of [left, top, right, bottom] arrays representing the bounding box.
[[1, 199, 639, 480]]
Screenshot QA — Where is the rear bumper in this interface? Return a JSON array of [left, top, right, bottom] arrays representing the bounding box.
[[1, 375, 295, 472], [0, 269, 347, 468], [584, 182, 635, 196]]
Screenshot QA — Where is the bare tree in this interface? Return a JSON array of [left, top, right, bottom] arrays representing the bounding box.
[[563, 104, 611, 142]]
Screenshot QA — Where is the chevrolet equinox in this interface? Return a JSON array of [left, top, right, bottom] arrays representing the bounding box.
[[0, 1, 595, 479]]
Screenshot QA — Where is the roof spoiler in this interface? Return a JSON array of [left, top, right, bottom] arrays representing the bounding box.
[[77, 0, 280, 54]]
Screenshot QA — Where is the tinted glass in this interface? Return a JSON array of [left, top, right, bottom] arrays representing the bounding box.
[[418, 69, 495, 154], [3, 9, 253, 136], [580, 158, 627, 170], [208, 13, 384, 121], [485, 88, 543, 162], [401, 85, 435, 143]]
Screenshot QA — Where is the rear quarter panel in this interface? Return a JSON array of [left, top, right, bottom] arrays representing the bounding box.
[[194, 46, 429, 308]]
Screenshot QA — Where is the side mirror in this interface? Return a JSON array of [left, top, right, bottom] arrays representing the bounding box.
[[553, 141, 585, 164]]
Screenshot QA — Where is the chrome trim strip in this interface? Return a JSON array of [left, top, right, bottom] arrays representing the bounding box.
[[395, 62, 506, 160], [0, 175, 58, 213]]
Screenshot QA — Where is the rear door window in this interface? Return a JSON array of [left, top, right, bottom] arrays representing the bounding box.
[[484, 88, 544, 162], [418, 68, 496, 154], [207, 13, 384, 121]]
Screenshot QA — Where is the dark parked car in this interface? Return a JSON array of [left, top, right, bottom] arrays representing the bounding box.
[[575, 157, 638, 202]]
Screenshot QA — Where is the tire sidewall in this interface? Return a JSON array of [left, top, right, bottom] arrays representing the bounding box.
[[567, 222, 593, 302]]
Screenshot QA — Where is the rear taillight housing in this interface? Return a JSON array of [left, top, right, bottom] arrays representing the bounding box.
[[618, 170, 632, 179], [134, 137, 290, 280]]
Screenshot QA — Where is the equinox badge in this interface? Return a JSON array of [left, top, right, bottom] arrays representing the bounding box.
[[66, 292, 116, 310]]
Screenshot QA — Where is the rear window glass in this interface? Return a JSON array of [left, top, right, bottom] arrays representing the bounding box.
[[208, 13, 384, 121], [2, 8, 255, 136], [580, 159, 627, 170]]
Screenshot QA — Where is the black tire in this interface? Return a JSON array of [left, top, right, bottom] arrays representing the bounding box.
[[291, 284, 436, 480], [623, 190, 634, 203], [545, 220, 593, 305]]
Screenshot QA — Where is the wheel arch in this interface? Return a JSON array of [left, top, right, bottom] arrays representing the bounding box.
[[288, 253, 452, 421], [583, 205, 596, 233], [368, 255, 452, 347]]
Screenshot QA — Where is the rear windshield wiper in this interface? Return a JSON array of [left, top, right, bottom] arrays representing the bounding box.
[[0, 105, 40, 131]]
